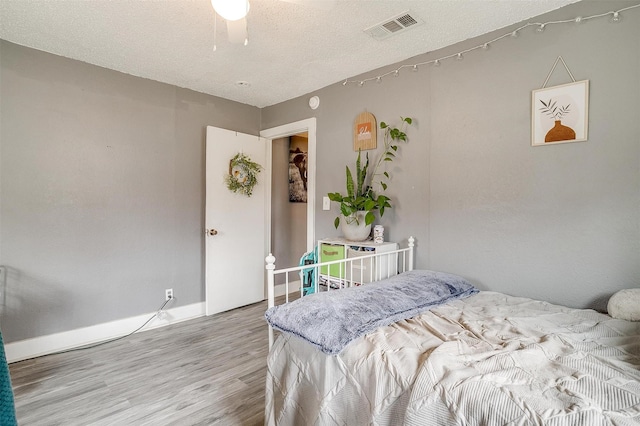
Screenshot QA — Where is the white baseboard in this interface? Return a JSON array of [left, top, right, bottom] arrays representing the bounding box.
[[5, 302, 205, 363], [274, 280, 301, 297]]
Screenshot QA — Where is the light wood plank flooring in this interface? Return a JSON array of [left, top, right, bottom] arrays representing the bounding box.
[[9, 299, 274, 425]]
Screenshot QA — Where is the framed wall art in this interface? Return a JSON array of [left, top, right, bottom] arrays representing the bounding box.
[[353, 111, 377, 151], [531, 80, 589, 146], [289, 135, 308, 203]]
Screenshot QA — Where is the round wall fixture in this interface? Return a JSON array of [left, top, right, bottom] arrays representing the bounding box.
[[308, 96, 320, 110]]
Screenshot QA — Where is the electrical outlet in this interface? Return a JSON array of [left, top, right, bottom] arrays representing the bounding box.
[[165, 288, 173, 301]]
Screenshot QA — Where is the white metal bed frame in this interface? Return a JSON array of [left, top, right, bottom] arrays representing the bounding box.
[[265, 237, 415, 348]]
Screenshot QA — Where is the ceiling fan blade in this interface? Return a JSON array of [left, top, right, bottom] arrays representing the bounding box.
[[226, 17, 248, 44], [278, 0, 337, 10]]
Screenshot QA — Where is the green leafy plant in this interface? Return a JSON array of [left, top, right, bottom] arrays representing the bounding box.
[[328, 116, 413, 228]]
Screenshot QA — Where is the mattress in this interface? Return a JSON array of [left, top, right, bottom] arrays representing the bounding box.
[[265, 291, 640, 425]]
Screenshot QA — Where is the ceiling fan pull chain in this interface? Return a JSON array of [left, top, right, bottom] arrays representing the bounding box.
[[213, 12, 217, 52]]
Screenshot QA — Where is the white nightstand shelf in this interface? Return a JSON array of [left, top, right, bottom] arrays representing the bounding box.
[[317, 238, 398, 288]]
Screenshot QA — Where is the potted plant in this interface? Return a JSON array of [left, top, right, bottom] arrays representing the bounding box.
[[328, 116, 413, 240]]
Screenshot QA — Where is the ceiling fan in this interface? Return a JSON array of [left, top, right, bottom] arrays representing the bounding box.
[[211, 0, 337, 47]]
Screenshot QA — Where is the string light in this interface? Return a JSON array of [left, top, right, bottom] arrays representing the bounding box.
[[345, 4, 639, 87], [610, 11, 622, 23]]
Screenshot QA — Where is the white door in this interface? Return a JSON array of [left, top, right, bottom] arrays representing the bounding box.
[[205, 126, 269, 315]]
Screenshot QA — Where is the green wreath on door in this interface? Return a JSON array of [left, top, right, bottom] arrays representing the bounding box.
[[225, 153, 262, 197]]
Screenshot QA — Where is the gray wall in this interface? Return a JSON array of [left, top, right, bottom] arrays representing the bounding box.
[[0, 41, 260, 342], [262, 66, 430, 264], [1, 1, 638, 345], [263, 0, 640, 311]]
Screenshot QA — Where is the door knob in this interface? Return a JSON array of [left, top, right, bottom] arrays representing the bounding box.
[[206, 229, 218, 236]]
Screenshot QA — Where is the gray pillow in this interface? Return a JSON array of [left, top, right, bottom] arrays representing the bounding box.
[[265, 269, 478, 354]]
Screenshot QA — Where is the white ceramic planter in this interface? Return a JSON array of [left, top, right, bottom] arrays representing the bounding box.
[[340, 211, 372, 241]]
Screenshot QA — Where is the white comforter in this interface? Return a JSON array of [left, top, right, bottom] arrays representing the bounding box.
[[265, 292, 640, 425]]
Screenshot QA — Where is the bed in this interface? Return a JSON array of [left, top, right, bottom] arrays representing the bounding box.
[[264, 239, 640, 425]]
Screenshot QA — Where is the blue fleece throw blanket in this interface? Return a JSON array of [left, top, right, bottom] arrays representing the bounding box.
[[265, 269, 478, 355], [0, 330, 17, 426]]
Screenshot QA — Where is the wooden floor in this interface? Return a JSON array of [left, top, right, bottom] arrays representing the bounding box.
[[9, 299, 274, 425]]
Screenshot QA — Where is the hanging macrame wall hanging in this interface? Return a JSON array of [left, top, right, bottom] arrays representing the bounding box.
[[225, 152, 262, 197]]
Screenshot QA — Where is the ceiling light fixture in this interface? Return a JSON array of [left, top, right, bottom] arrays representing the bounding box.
[[211, 0, 250, 21]]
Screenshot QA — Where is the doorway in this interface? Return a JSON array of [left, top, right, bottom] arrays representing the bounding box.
[[271, 134, 307, 274], [260, 118, 317, 268]]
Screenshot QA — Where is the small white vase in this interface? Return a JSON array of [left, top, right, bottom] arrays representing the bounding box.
[[340, 211, 372, 241]]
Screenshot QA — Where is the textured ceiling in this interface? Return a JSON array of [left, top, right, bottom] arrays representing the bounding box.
[[0, 0, 580, 108]]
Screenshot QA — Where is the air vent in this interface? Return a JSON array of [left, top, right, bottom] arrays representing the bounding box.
[[364, 11, 423, 40]]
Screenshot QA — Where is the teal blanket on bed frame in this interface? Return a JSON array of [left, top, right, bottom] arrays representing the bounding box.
[[0, 331, 17, 426]]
